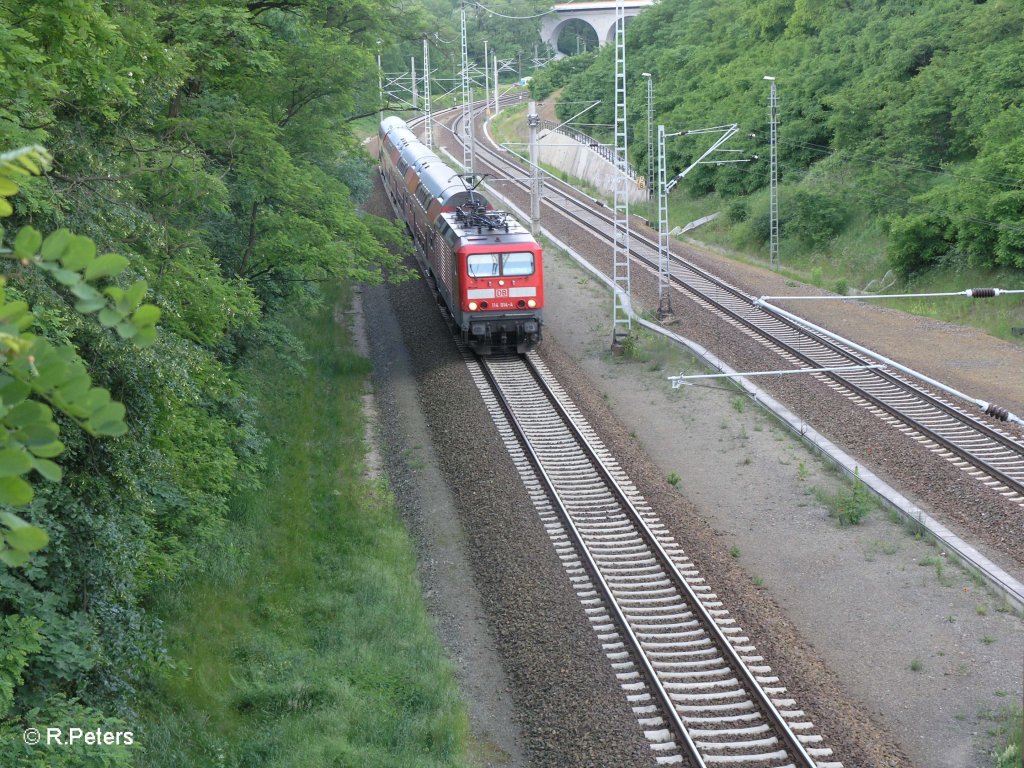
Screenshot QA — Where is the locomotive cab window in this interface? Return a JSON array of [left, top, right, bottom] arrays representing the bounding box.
[[467, 252, 534, 278], [467, 254, 500, 277], [502, 252, 534, 276]]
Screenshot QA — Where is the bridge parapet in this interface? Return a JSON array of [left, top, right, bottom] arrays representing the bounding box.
[[540, 0, 655, 56]]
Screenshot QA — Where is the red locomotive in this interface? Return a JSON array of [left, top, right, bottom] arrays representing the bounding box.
[[379, 115, 543, 354]]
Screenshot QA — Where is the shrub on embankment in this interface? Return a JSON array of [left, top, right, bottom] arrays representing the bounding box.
[[534, 0, 1024, 327], [0, 3, 417, 764]]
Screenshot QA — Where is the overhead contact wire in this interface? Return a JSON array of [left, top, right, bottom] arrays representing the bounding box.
[[463, 1, 554, 19]]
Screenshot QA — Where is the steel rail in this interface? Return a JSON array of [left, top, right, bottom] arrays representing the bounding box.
[[478, 351, 820, 767], [446, 107, 1024, 502], [516, 352, 821, 767], [474, 356, 703, 766]]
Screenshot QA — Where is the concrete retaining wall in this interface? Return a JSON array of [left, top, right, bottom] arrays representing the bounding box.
[[538, 132, 648, 204]]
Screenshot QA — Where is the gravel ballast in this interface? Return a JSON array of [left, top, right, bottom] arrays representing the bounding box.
[[366, 123, 1024, 768], [362, 176, 654, 767]]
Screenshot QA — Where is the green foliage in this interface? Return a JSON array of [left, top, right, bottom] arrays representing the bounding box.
[[992, 705, 1022, 768], [726, 199, 749, 223], [0, 614, 42, 715], [553, 0, 1024, 279], [530, 51, 598, 101], [888, 212, 955, 277], [2, 693, 134, 767], [814, 468, 876, 526], [405, 0, 548, 89], [0, 0, 415, 758], [0, 147, 161, 569], [786, 189, 846, 247]]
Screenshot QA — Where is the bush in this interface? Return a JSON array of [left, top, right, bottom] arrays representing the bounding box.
[[726, 199, 750, 223], [888, 212, 956, 277], [747, 209, 772, 246], [787, 189, 847, 247], [530, 52, 597, 101], [989, 190, 1024, 268]]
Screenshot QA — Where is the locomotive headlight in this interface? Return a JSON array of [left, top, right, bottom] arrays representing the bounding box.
[[468, 301, 478, 311], [527, 299, 537, 308], [498, 279, 505, 286]]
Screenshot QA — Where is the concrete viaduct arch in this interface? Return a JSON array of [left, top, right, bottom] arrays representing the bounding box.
[[541, 0, 655, 57]]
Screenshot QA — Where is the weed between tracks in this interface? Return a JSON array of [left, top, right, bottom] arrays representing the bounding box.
[[985, 704, 1023, 768], [812, 468, 878, 526]]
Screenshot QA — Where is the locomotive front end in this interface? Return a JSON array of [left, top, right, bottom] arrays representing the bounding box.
[[458, 240, 544, 354]]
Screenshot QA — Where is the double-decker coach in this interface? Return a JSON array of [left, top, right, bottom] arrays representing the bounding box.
[[379, 115, 543, 354]]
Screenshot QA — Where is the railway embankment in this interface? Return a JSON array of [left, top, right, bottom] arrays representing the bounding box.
[[137, 290, 472, 768]]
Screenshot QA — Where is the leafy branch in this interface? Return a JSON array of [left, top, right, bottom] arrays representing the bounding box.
[[0, 146, 160, 567]]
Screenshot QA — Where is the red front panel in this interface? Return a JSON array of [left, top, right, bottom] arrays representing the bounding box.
[[456, 244, 544, 313]]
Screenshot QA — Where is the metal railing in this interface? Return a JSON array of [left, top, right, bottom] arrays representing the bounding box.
[[539, 120, 637, 179]]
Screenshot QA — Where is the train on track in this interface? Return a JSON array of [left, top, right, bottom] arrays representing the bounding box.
[[378, 115, 543, 354]]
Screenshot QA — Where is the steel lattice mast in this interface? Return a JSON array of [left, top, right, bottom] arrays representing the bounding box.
[[460, 3, 475, 178], [411, 56, 417, 110], [766, 76, 779, 269], [377, 52, 383, 125], [643, 73, 654, 201], [493, 51, 499, 116], [611, 0, 631, 348], [483, 40, 489, 114], [656, 124, 672, 318], [422, 38, 433, 149]]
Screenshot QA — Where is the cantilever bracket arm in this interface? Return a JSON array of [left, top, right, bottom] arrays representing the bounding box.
[[539, 100, 602, 139], [665, 124, 739, 192]]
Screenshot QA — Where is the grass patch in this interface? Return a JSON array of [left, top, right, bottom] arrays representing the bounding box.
[[985, 704, 1023, 768], [644, 176, 1023, 343], [137, 290, 469, 768], [878, 264, 1024, 344], [812, 468, 877, 526], [489, 100, 528, 148]]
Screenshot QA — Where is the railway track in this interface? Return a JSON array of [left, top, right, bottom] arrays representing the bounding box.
[[443, 107, 1024, 509], [380, 131, 844, 761], [467, 349, 841, 768]]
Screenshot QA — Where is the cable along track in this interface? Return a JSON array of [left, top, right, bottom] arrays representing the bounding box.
[[467, 348, 840, 768], [449, 109, 1024, 507]]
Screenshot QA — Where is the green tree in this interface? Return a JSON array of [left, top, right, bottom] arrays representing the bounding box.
[[0, 146, 159, 567]]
